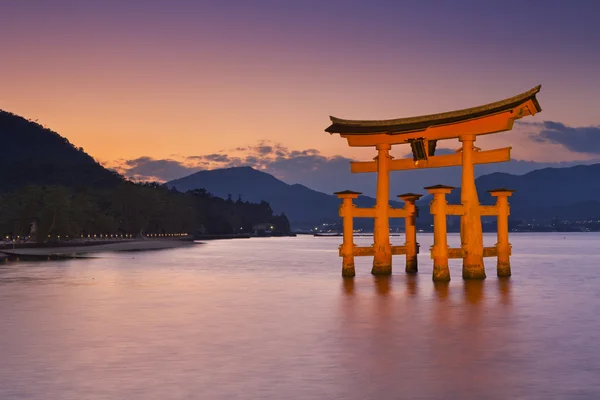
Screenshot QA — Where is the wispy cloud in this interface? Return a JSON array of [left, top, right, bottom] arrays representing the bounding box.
[[525, 121, 600, 154], [109, 141, 354, 184], [115, 157, 203, 182], [108, 122, 600, 195]]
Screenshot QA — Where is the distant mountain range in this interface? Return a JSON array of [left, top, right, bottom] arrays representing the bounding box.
[[167, 166, 404, 227], [442, 164, 600, 220], [3, 107, 598, 230], [169, 163, 600, 228]]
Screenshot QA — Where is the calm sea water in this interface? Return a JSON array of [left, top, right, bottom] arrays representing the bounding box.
[[1, 233, 599, 399]]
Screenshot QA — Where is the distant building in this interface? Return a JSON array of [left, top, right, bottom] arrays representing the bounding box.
[[252, 223, 274, 235]]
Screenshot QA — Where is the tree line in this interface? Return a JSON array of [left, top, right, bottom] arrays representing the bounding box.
[[0, 182, 290, 241]]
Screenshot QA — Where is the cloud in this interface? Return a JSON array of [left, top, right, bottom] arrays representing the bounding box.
[[525, 121, 600, 154], [110, 141, 356, 186], [112, 157, 203, 182], [206, 154, 230, 162], [257, 146, 272, 155], [109, 132, 600, 196]]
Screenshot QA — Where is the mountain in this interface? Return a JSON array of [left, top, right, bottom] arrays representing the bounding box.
[[0, 110, 123, 191], [463, 164, 600, 219], [416, 163, 600, 222], [0, 110, 290, 238], [168, 163, 600, 230], [167, 166, 404, 228]]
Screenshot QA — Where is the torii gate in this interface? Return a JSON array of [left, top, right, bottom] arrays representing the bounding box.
[[326, 86, 542, 280]]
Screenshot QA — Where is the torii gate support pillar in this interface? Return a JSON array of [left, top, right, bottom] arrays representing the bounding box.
[[489, 189, 515, 277], [335, 190, 361, 277], [398, 193, 422, 273], [426, 185, 454, 282]]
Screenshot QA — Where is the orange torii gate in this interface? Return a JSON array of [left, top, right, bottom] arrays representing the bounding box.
[[326, 86, 542, 280]]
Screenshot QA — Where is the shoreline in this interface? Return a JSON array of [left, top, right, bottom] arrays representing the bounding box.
[[0, 239, 199, 259]]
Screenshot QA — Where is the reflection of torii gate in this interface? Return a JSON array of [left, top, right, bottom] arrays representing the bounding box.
[[327, 86, 542, 280]]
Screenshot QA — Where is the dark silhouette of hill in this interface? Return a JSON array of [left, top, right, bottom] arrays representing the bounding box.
[[417, 163, 600, 221], [471, 164, 600, 219], [0, 110, 290, 238], [167, 166, 404, 227], [0, 110, 123, 191]]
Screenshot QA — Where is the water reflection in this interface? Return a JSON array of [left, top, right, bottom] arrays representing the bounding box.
[[339, 273, 512, 307], [498, 277, 512, 305], [341, 277, 355, 296], [464, 279, 485, 305], [433, 281, 450, 301], [2, 235, 599, 399], [335, 273, 519, 398], [373, 275, 392, 297], [405, 274, 418, 297]]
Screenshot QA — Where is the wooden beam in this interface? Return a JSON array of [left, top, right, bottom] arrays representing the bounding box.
[[479, 205, 498, 216], [446, 204, 465, 216], [473, 147, 512, 164], [391, 245, 408, 255], [350, 160, 378, 173], [340, 245, 408, 257], [349, 246, 375, 257], [444, 246, 504, 259], [343, 110, 518, 147], [350, 147, 511, 173], [522, 99, 539, 116], [389, 208, 408, 218], [352, 207, 376, 218], [349, 207, 408, 218], [447, 247, 464, 259], [483, 246, 500, 257]]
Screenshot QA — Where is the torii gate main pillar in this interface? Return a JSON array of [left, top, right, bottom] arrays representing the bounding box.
[[372, 143, 392, 275], [459, 134, 485, 279]]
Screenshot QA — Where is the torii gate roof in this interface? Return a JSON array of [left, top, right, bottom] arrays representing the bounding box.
[[325, 86, 541, 136]]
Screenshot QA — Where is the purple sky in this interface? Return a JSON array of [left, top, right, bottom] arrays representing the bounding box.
[[2, 0, 600, 194]]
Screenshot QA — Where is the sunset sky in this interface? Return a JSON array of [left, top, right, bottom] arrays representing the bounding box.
[[2, 0, 600, 194]]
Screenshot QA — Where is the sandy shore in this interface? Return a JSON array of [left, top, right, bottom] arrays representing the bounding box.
[[0, 239, 199, 257]]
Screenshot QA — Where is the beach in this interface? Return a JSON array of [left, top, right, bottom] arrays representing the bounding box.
[[0, 239, 199, 257]]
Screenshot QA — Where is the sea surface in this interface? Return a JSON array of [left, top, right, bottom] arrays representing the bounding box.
[[1, 233, 599, 399]]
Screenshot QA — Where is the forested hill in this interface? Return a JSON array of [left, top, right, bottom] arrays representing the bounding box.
[[0, 110, 123, 191], [167, 166, 404, 227], [431, 163, 600, 220], [0, 110, 290, 238]]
